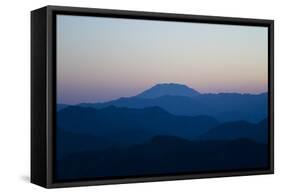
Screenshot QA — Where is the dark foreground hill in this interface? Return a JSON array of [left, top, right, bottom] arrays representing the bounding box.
[[56, 135, 268, 181]]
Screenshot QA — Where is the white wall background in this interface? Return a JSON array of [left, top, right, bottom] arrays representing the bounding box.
[[0, 0, 279, 193]]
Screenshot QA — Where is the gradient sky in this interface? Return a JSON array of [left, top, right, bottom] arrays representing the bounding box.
[[57, 15, 268, 104]]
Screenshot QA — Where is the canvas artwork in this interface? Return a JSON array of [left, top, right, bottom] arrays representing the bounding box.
[[55, 15, 269, 181]]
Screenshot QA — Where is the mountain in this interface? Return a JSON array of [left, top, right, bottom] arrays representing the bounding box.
[[56, 135, 268, 181], [57, 105, 219, 144], [136, 83, 200, 98], [79, 92, 267, 122], [198, 118, 268, 143], [55, 83, 269, 181]]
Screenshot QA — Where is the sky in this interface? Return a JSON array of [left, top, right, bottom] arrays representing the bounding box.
[[57, 15, 268, 104]]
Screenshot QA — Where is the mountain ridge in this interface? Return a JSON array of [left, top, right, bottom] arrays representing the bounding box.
[[77, 92, 267, 122], [58, 83, 268, 122], [57, 105, 219, 142], [198, 118, 268, 143]]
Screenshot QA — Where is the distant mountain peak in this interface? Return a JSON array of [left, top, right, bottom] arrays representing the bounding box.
[[136, 83, 200, 99], [155, 83, 186, 86]]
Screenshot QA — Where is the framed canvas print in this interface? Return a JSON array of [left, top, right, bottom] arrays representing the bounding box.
[[31, 5, 274, 188]]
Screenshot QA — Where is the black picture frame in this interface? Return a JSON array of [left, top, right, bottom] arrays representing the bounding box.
[[31, 5, 274, 188]]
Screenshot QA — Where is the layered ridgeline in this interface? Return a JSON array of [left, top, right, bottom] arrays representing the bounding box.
[[57, 105, 219, 143], [67, 83, 268, 123], [56, 83, 268, 181]]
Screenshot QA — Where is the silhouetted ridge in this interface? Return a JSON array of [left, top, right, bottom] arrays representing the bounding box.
[[57, 105, 219, 143], [79, 89, 268, 122], [199, 118, 268, 143], [56, 82, 269, 181]]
